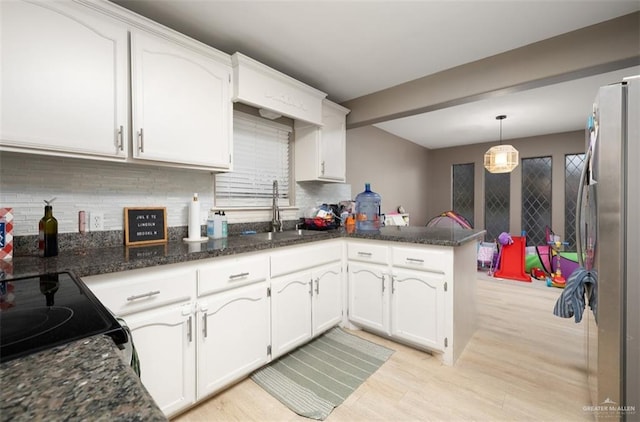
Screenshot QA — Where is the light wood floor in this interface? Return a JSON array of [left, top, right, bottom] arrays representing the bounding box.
[[174, 273, 592, 422]]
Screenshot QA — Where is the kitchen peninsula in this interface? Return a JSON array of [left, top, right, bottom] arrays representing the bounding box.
[[2, 226, 484, 418]]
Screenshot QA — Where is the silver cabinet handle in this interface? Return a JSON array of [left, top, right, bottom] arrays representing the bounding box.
[[381, 275, 386, 294], [117, 125, 124, 151], [229, 272, 249, 280], [138, 128, 144, 153], [202, 311, 208, 338], [126, 290, 160, 301], [392, 276, 396, 294], [187, 316, 193, 343], [406, 257, 424, 264], [357, 251, 372, 257], [315, 278, 320, 295], [321, 160, 325, 175]]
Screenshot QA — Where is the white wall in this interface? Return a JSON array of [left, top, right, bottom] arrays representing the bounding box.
[[0, 151, 351, 236]]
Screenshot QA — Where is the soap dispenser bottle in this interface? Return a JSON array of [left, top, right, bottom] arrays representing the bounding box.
[[39, 198, 58, 257]]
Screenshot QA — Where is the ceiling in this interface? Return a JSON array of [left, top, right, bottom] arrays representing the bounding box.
[[112, 0, 639, 149]]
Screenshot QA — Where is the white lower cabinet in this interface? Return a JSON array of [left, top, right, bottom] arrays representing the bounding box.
[[270, 261, 344, 359], [197, 282, 270, 398], [347, 262, 388, 333], [125, 303, 196, 416], [270, 271, 314, 358], [390, 268, 446, 352], [312, 262, 343, 334], [347, 241, 450, 359], [269, 242, 344, 360]]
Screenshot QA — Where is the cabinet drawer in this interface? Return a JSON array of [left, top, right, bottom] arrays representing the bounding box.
[[86, 266, 196, 317], [347, 241, 389, 264], [198, 254, 269, 296], [271, 241, 342, 277], [392, 245, 452, 274]]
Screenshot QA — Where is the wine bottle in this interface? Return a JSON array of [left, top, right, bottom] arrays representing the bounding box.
[[39, 199, 58, 257]]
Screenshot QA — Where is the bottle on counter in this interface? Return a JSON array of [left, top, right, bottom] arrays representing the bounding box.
[[355, 183, 381, 233], [39, 198, 58, 257], [188, 193, 200, 240], [207, 211, 227, 239], [220, 211, 228, 238], [207, 209, 216, 239]]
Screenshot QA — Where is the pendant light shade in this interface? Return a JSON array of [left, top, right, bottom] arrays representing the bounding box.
[[484, 115, 519, 173]]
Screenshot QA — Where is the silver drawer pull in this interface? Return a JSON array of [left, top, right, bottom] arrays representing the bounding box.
[[117, 125, 124, 151], [126, 290, 160, 301], [229, 272, 250, 280], [357, 251, 372, 257], [406, 258, 424, 264]]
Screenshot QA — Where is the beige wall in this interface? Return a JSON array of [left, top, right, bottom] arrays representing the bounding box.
[[428, 130, 585, 237], [345, 127, 584, 237], [345, 126, 431, 225]]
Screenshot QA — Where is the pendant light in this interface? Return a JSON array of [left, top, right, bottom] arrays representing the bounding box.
[[484, 115, 519, 173]]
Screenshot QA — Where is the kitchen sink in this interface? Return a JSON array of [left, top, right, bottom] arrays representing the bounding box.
[[252, 229, 326, 241]]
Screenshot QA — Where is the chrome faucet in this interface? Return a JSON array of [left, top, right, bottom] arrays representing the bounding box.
[[271, 180, 283, 232]]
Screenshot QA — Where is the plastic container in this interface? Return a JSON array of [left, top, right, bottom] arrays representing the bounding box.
[[220, 211, 228, 238], [206, 209, 216, 239], [355, 183, 381, 233], [207, 211, 228, 239]]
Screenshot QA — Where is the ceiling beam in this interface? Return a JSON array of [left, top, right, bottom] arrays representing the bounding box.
[[342, 12, 640, 129]]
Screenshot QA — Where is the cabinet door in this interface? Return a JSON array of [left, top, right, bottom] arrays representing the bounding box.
[[131, 31, 232, 169], [312, 262, 343, 335], [197, 282, 269, 399], [125, 304, 196, 417], [347, 262, 388, 333], [390, 269, 446, 352], [271, 271, 313, 358], [318, 103, 346, 181], [1, 0, 128, 158]]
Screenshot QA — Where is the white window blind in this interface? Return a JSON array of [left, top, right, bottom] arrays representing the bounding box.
[[215, 112, 291, 207]]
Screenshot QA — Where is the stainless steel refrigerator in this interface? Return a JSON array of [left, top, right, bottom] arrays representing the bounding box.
[[578, 79, 639, 421]]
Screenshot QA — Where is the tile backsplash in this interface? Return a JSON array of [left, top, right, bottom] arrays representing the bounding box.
[[0, 152, 351, 236]]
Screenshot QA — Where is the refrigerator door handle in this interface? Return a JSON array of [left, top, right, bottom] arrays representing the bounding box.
[[575, 144, 592, 268]]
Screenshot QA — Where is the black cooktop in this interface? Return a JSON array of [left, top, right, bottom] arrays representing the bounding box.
[[0, 271, 127, 363]]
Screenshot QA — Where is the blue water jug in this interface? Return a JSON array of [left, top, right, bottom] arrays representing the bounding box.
[[355, 183, 381, 233]]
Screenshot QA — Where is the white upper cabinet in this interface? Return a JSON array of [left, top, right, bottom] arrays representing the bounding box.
[[295, 99, 350, 182], [131, 31, 232, 170], [231, 53, 326, 126], [0, 0, 128, 159]]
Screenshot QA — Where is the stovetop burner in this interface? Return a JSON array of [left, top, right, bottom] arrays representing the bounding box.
[[0, 271, 127, 363]]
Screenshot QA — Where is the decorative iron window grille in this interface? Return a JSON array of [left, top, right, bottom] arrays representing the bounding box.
[[521, 156, 552, 246], [484, 170, 510, 242], [452, 163, 474, 227]]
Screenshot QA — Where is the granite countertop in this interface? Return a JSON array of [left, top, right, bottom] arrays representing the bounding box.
[[5, 226, 485, 280], [0, 225, 484, 420], [0, 335, 167, 422]]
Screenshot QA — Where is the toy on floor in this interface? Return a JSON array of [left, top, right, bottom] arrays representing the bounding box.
[[493, 232, 531, 282], [530, 267, 547, 280], [546, 236, 569, 288]]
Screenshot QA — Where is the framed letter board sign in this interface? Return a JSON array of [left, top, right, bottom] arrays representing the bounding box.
[[124, 207, 168, 246]]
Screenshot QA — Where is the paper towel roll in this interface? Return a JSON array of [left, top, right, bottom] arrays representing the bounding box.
[[188, 193, 200, 240]]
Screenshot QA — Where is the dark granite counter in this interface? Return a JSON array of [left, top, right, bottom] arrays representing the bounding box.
[[5, 226, 485, 281], [349, 225, 486, 246], [0, 335, 167, 422]]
